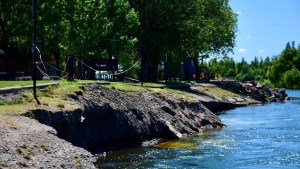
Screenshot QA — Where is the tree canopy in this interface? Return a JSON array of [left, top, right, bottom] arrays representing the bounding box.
[[1, 0, 237, 81], [207, 41, 300, 89]]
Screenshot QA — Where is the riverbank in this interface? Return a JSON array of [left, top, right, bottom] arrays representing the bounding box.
[[0, 81, 286, 168]]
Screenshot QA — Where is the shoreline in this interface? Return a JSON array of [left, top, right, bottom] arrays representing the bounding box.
[[0, 81, 287, 168]]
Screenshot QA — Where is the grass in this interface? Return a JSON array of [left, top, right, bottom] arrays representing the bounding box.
[[196, 85, 240, 98], [2, 115, 19, 129], [40, 144, 49, 151], [208, 87, 240, 97], [107, 82, 143, 92], [17, 144, 35, 160], [148, 87, 196, 101], [0, 80, 53, 88], [0, 80, 198, 114], [0, 80, 82, 114], [75, 156, 81, 166], [1, 80, 239, 115], [45, 80, 83, 96]]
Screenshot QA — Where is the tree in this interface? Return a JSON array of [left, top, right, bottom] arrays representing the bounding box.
[[37, 0, 139, 77], [182, 0, 238, 81], [0, 0, 32, 79], [128, 0, 185, 81], [128, 0, 237, 82], [281, 68, 300, 89], [38, 0, 70, 75], [267, 42, 299, 87]]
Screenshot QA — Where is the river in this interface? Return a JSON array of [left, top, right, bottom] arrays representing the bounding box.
[[97, 90, 300, 169]]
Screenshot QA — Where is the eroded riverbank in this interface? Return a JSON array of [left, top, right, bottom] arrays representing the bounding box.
[[0, 81, 285, 168]]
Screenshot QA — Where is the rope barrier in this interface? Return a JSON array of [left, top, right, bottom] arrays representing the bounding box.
[[75, 57, 141, 77], [35, 46, 47, 71], [37, 65, 51, 79], [36, 65, 71, 94], [39, 56, 71, 80], [44, 62, 64, 73], [35, 50, 140, 80], [111, 58, 141, 76]]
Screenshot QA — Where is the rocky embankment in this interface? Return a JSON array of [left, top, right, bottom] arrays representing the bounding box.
[[26, 84, 226, 153], [0, 81, 288, 168]]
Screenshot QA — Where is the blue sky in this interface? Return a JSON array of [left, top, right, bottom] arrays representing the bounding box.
[[228, 0, 300, 62]]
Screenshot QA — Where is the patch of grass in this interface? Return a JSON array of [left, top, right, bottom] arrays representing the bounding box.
[[202, 86, 240, 98], [0, 80, 86, 115], [18, 144, 35, 160], [50, 80, 83, 96], [57, 103, 65, 109], [0, 90, 33, 106], [75, 156, 81, 166], [141, 82, 165, 88], [165, 88, 195, 98], [0, 104, 33, 115], [16, 147, 23, 154], [2, 116, 19, 129], [26, 146, 34, 154], [21, 91, 34, 101], [0, 96, 80, 115], [148, 87, 196, 101], [0, 96, 25, 106], [0, 80, 52, 88], [24, 155, 32, 160], [40, 144, 49, 151], [107, 82, 142, 92]]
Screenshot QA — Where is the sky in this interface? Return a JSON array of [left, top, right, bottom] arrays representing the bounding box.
[[228, 0, 300, 62]]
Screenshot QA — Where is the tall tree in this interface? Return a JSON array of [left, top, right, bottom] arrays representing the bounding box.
[[129, 0, 237, 82], [0, 0, 32, 79]]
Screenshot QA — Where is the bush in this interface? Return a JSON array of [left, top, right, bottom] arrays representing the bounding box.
[[281, 68, 300, 89]]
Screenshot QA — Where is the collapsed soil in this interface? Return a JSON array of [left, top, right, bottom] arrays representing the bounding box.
[[0, 82, 260, 168]]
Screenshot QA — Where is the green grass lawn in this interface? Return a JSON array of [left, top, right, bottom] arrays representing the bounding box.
[[0, 80, 53, 88], [0, 79, 102, 88]]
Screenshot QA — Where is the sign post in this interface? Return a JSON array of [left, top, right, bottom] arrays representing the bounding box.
[[32, 0, 40, 104]]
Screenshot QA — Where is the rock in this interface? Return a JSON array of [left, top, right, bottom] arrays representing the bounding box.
[[27, 84, 225, 154], [227, 98, 237, 103]]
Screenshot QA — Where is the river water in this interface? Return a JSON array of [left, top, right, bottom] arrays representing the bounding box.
[[97, 90, 300, 169]]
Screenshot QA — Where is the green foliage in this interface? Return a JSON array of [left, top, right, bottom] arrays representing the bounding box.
[[266, 41, 300, 88], [129, 0, 237, 81], [281, 68, 300, 89], [209, 56, 268, 82], [209, 41, 300, 89], [1, 0, 236, 82]]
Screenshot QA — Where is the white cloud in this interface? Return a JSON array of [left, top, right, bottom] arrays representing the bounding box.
[[258, 49, 266, 53], [246, 35, 252, 39], [238, 48, 247, 54]]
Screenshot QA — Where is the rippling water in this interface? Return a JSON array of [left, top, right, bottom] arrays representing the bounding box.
[[97, 90, 300, 169]]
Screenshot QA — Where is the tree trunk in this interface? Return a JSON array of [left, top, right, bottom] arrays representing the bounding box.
[[4, 47, 13, 80], [0, 20, 13, 80], [140, 46, 149, 82], [193, 52, 200, 81], [149, 57, 158, 82], [140, 46, 159, 82], [53, 44, 61, 77]]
